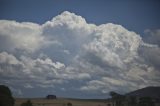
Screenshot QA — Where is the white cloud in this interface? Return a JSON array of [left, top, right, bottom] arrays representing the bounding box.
[[83, 23, 141, 69], [24, 83, 34, 89], [35, 58, 65, 69], [0, 11, 160, 97], [144, 29, 160, 46], [0, 52, 21, 65], [0, 20, 53, 53]]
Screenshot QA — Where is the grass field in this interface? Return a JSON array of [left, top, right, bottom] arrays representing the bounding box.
[[14, 98, 108, 106]]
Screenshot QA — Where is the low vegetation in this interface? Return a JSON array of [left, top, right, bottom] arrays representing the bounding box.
[[20, 100, 33, 106]]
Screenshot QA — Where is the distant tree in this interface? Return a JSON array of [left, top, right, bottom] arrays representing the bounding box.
[[109, 91, 125, 106], [0, 85, 14, 106], [138, 97, 155, 106], [127, 96, 137, 106], [67, 102, 72, 106], [21, 100, 33, 106]]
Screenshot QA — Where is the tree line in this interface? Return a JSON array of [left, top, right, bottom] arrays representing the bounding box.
[[109, 91, 155, 106]]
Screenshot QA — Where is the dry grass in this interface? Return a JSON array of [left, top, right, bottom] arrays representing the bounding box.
[[14, 98, 108, 106]]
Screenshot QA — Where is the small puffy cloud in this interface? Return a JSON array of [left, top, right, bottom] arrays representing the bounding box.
[[144, 29, 160, 46], [80, 80, 106, 92], [35, 58, 65, 69], [0, 11, 160, 98], [0, 52, 21, 65], [24, 83, 34, 89], [10, 87, 23, 96], [139, 44, 160, 69]]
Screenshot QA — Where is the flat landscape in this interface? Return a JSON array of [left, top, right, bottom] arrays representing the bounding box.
[[14, 98, 108, 106]]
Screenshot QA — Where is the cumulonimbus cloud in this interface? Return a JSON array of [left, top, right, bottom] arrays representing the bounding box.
[[0, 11, 160, 98]]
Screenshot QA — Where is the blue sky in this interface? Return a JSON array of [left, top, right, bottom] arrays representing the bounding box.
[[0, 0, 160, 98], [0, 0, 160, 35]]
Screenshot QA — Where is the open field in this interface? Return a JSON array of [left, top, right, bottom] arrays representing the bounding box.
[[15, 98, 108, 106]]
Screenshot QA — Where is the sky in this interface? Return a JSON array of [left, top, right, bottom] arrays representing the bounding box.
[[0, 0, 160, 98]]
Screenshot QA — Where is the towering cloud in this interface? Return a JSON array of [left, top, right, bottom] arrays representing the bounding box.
[[0, 11, 160, 98]]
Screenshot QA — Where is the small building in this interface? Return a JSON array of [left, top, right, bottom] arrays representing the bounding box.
[[46, 95, 56, 99]]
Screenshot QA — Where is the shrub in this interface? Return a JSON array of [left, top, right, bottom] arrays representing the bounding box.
[[67, 102, 72, 106], [21, 100, 33, 106]]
